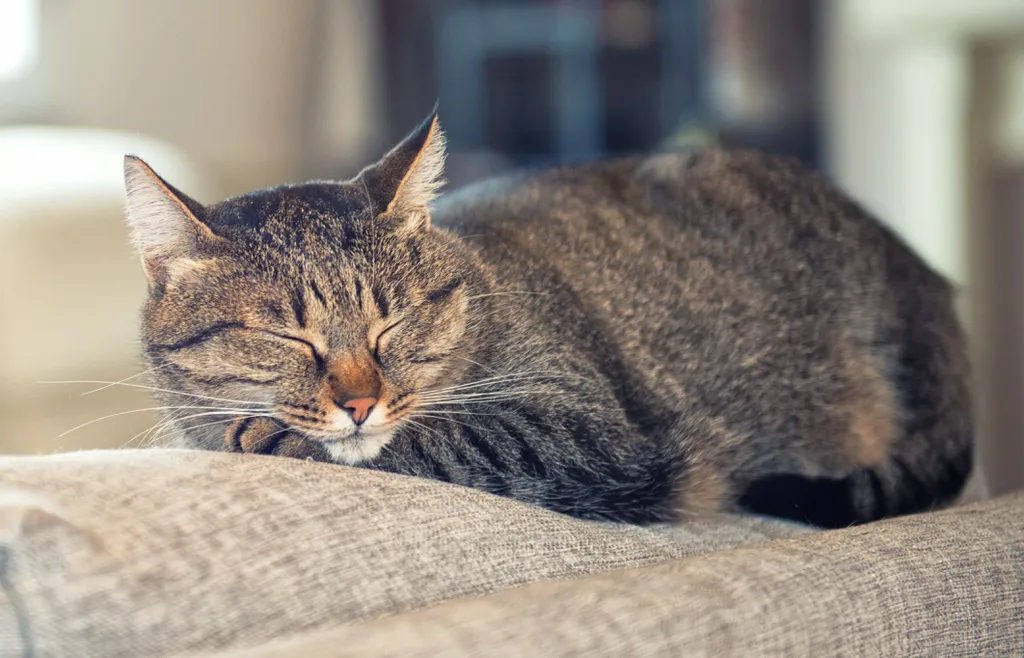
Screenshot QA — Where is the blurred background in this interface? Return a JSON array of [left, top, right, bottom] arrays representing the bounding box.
[[0, 0, 1021, 499]]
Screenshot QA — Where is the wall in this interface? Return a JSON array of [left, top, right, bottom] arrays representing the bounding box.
[[3, 0, 381, 197]]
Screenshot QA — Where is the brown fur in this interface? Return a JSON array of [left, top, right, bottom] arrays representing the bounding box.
[[328, 356, 381, 401], [841, 344, 899, 468]]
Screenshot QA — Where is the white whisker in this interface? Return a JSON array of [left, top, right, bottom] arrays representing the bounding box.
[[80, 364, 171, 396], [401, 418, 448, 443], [409, 407, 505, 417], [146, 410, 275, 449], [39, 380, 273, 407], [128, 410, 274, 449], [125, 405, 195, 448], [418, 389, 539, 404], [409, 412, 479, 432], [420, 370, 563, 396], [56, 405, 261, 440], [141, 403, 214, 441], [416, 399, 529, 410], [450, 355, 499, 376]]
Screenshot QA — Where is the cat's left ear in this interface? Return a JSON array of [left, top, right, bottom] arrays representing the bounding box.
[[357, 105, 446, 231]]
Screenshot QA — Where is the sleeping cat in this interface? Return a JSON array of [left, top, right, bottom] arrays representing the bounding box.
[[124, 109, 972, 527]]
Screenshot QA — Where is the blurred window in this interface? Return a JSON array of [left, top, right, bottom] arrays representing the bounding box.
[[0, 0, 38, 82]]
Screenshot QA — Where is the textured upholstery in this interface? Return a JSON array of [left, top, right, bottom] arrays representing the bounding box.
[[0, 449, 806, 657], [0, 449, 1019, 657], [212, 492, 1024, 657]]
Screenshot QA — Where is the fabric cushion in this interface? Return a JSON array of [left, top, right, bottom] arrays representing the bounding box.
[[203, 491, 1024, 658], [0, 449, 808, 657]]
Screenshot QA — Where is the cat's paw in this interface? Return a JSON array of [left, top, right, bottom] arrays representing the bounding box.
[[225, 417, 331, 462], [225, 417, 286, 454], [269, 434, 332, 462]]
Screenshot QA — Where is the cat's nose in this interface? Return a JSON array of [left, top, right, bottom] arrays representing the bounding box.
[[342, 397, 377, 425], [327, 355, 381, 425]]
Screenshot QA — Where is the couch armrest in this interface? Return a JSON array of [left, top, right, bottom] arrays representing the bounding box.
[[0, 449, 807, 657], [212, 492, 1024, 658]]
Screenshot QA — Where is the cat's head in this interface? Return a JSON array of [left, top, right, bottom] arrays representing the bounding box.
[[126, 111, 476, 462]]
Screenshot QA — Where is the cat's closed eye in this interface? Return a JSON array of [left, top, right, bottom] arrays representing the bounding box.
[[426, 277, 464, 304], [373, 320, 404, 363], [265, 331, 325, 367]]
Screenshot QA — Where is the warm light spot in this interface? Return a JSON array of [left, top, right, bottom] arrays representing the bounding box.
[[0, 0, 38, 82]]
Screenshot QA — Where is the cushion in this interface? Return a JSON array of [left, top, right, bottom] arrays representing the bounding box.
[[201, 491, 1024, 658], [0, 449, 808, 657]]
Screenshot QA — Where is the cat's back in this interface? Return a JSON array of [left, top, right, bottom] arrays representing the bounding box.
[[433, 148, 929, 300], [432, 149, 952, 418]]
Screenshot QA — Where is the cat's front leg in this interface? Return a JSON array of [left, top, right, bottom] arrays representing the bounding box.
[[225, 417, 332, 462]]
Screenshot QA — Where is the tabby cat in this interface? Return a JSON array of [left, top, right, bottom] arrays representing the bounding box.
[[125, 110, 972, 527]]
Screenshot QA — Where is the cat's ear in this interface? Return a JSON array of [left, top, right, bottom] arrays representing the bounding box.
[[357, 106, 446, 230], [123, 156, 219, 287]]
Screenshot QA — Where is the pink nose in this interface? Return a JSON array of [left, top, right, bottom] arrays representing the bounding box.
[[342, 397, 377, 425]]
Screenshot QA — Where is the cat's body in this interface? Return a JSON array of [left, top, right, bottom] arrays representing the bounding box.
[[126, 112, 972, 527]]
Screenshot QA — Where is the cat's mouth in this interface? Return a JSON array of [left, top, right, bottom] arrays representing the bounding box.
[[278, 405, 399, 441], [302, 424, 398, 465], [274, 398, 413, 463], [300, 424, 390, 442]]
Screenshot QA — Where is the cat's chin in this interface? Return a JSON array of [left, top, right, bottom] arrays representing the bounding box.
[[318, 429, 395, 465]]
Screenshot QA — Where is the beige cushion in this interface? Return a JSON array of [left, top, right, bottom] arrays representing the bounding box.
[[0, 449, 808, 657], [204, 491, 1024, 658]]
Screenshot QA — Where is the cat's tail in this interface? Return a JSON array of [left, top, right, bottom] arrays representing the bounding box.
[[520, 436, 695, 525], [740, 277, 974, 528]]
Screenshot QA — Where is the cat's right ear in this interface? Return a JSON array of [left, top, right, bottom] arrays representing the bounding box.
[[124, 156, 220, 288], [356, 106, 446, 231]]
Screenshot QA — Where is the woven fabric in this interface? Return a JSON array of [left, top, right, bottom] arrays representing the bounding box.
[[208, 492, 1024, 658], [0, 449, 807, 658]]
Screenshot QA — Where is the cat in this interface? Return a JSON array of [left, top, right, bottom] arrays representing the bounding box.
[[124, 109, 973, 527]]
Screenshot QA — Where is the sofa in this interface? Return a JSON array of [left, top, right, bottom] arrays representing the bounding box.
[[0, 447, 1020, 657]]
